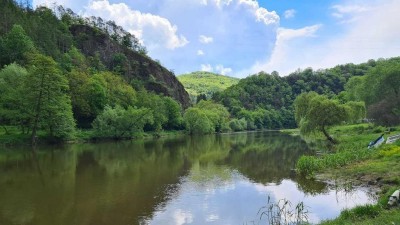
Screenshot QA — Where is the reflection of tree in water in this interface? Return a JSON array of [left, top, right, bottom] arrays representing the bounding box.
[[221, 132, 313, 184], [0, 138, 193, 225], [294, 176, 329, 195]]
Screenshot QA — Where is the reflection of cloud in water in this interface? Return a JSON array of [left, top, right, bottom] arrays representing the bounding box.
[[173, 209, 193, 225], [262, 179, 375, 223], [147, 171, 375, 225]]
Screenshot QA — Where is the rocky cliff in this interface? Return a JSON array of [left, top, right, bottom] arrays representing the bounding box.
[[70, 24, 190, 108]]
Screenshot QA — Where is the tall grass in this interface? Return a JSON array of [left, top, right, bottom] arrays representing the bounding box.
[[247, 196, 309, 225]]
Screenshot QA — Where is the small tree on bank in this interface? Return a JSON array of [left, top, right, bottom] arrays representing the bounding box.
[[294, 92, 361, 144]]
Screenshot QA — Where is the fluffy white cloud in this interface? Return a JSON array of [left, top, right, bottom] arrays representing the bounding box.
[[201, 64, 213, 72], [244, 24, 321, 76], [84, 0, 188, 50], [197, 50, 205, 56], [284, 9, 296, 19], [199, 35, 214, 44], [215, 64, 232, 75], [200, 64, 232, 75], [246, 0, 400, 76]]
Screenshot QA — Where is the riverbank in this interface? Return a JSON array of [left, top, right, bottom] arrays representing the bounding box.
[[290, 124, 400, 224], [0, 126, 187, 147]]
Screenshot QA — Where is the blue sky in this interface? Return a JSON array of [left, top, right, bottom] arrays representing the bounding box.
[[31, 0, 400, 77]]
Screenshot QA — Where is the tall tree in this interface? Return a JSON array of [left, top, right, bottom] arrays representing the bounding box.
[[25, 53, 75, 144]]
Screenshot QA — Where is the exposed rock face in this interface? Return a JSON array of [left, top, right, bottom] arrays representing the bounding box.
[[70, 24, 190, 108]]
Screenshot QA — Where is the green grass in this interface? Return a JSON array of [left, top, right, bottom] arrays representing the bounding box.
[[177, 71, 239, 99]]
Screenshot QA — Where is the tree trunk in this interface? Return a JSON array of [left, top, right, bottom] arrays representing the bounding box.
[[321, 126, 337, 144], [2, 126, 9, 135], [31, 73, 45, 146]]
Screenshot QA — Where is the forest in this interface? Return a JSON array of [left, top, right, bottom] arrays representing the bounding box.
[[0, 0, 399, 145]]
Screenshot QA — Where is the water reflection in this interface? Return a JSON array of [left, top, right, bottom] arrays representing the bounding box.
[[0, 132, 375, 225]]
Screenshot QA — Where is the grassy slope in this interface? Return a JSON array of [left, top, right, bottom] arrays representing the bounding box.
[[177, 71, 239, 97], [293, 124, 400, 224]]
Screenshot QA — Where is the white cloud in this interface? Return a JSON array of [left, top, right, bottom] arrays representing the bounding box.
[[245, 0, 400, 76], [215, 64, 232, 75], [197, 50, 205, 55], [244, 24, 321, 76], [84, 0, 188, 50], [201, 64, 213, 72], [200, 64, 232, 75], [284, 9, 296, 19], [173, 209, 193, 225], [199, 35, 214, 44], [331, 4, 371, 23], [277, 24, 321, 41], [332, 4, 369, 14]]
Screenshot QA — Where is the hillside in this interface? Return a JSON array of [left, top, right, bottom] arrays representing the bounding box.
[[0, 0, 189, 140], [178, 71, 239, 101], [0, 1, 190, 109]]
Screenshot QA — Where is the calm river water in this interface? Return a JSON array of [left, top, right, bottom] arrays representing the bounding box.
[[0, 132, 375, 225]]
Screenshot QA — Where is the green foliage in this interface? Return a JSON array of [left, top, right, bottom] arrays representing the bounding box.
[[345, 101, 366, 123], [338, 205, 381, 220], [194, 100, 230, 132], [25, 53, 76, 141], [163, 96, 183, 130], [344, 58, 400, 126], [0, 63, 28, 131], [294, 91, 318, 125], [0, 24, 35, 66], [92, 105, 153, 139], [0, 1, 187, 143], [183, 108, 214, 134], [229, 118, 247, 131], [178, 71, 239, 102], [137, 91, 167, 131], [294, 93, 350, 143], [183, 100, 230, 134], [213, 71, 295, 128], [296, 156, 322, 176]]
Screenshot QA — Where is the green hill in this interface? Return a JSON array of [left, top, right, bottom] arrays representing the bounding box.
[[178, 71, 239, 101]]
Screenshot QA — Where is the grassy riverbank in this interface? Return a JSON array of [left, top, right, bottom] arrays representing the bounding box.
[[291, 124, 400, 224]]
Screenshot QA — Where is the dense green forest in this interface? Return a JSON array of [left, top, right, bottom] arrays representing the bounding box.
[[177, 71, 239, 103]]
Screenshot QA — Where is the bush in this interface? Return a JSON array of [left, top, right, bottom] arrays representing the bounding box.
[[92, 105, 153, 138], [183, 108, 214, 134], [229, 118, 247, 131]]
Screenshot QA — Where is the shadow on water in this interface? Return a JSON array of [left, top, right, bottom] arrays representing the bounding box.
[[0, 131, 374, 225]]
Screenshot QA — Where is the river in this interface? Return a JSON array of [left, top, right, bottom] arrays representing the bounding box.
[[0, 131, 375, 225]]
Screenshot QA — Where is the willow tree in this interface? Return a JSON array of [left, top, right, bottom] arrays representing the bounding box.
[[25, 53, 75, 144], [294, 93, 349, 144]]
